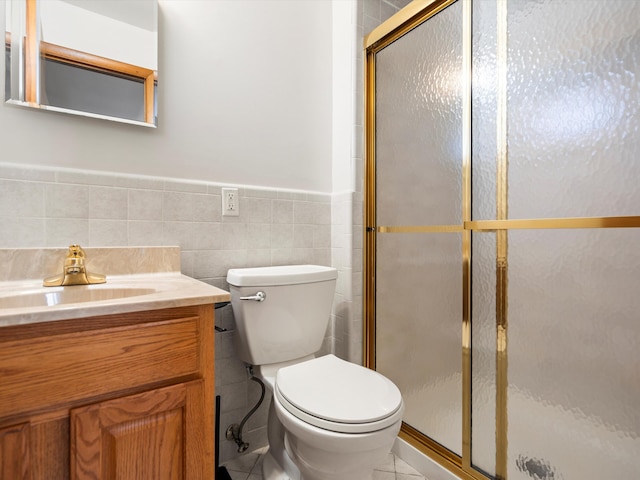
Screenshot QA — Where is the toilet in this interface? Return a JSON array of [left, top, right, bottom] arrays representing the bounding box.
[[226, 265, 404, 480]]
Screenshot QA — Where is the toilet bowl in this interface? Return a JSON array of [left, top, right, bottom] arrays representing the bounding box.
[[226, 265, 404, 480], [273, 354, 404, 480]]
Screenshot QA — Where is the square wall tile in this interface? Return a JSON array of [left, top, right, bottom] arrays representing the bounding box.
[[128, 189, 163, 220], [0, 180, 45, 218], [89, 220, 128, 246], [90, 186, 128, 220], [272, 199, 293, 224], [0, 218, 45, 247], [45, 184, 89, 219], [45, 218, 89, 247]]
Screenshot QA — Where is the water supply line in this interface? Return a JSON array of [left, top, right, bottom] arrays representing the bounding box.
[[226, 365, 266, 453]]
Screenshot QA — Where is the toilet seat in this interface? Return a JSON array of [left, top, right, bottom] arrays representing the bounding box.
[[274, 354, 403, 434]]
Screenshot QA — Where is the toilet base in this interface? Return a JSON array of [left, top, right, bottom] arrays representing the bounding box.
[[263, 449, 300, 480], [275, 395, 401, 480], [262, 452, 289, 480], [263, 396, 301, 480], [262, 446, 374, 480]]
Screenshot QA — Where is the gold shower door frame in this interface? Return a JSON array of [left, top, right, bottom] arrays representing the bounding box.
[[363, 1, 640, 480], [365, 0, 478, 478]]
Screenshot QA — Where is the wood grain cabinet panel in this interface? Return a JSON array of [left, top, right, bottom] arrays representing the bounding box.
[[0, 317, 200, 418], [0, 304, 215, 480], [0, 422, 30, 480], [71, 381, 205, 480]]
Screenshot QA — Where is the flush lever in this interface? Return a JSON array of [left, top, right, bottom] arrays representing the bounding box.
[[240, 291, 266, 302]]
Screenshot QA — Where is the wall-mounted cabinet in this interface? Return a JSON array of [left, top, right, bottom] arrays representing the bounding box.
[[5, 0, 158, 127]]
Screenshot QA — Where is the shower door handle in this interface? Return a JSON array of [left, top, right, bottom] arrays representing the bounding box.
[[240, 291, 266, 302]]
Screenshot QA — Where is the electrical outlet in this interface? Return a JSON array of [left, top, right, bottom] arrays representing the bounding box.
[[222, 188, 240, 217]]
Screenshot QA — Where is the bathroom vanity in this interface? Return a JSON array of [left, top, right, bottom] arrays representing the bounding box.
[[0, 247, 229, 480]]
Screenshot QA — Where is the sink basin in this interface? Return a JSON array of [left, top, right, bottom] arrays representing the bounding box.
[[0, 272, 230, 327], [0, 286, 158, 309]]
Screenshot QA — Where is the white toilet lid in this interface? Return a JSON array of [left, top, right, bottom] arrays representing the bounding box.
[[275, 354, 403, 432]]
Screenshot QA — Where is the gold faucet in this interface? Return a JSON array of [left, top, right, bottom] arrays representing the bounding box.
[[43, 245, 106, 287]]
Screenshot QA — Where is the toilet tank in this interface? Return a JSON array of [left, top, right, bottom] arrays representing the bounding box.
[[226, 265, 338, 366]]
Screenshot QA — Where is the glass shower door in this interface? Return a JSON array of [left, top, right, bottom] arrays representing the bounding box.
[[374, 0, 465, 457], [367, 0, 640, 479], [471, 1, 640, 478]]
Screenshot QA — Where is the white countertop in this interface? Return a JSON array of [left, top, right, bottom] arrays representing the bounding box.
[[0, 272, 230, 327]]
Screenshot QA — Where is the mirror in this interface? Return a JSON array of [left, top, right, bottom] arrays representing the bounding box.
[[5, 0, 157, 127]]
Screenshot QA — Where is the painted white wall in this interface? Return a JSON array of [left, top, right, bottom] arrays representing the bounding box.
[[332, 0, 356, 193], [0, 0, 333, 193]]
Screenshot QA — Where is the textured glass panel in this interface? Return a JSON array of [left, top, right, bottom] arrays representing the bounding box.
[[376, 232, 462, 455], [507, 228, 640, 479], [471, 232, 496, 475], [375, 1, 463, 226], [471, 0, 497, 221], [508, 0, 640, 218]]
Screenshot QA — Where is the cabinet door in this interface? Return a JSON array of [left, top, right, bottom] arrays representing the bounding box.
[[71, 380, 209, 480], [0, 422, 30, 480]]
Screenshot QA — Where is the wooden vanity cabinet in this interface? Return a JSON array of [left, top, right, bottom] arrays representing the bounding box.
[[0, 304, 215, 480]]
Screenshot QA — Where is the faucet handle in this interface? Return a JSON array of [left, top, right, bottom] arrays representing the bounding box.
[[67, 244, 86, 260], [65, 244, 86, 274]]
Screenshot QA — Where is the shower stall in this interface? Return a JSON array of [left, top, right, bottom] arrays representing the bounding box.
[[364, 1, 640, 479]]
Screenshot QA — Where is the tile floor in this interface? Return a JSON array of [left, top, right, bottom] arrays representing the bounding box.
[[221, 447, 426, 480]]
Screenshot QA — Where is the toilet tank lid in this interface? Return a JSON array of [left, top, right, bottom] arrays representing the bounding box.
[[226, 265, 337, 287]]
